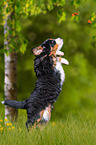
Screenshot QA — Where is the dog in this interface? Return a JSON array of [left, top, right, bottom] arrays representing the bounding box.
[[1, 38, 69, 129]]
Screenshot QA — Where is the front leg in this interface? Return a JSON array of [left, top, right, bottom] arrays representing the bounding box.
[[36, 104, 52, 126], [41, 104, 52, 124]]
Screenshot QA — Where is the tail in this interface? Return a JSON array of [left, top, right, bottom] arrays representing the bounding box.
[[1, 100, 27, 109]]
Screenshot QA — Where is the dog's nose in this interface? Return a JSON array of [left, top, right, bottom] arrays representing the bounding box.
[[57, 37, 63, 41], [59, 37, 62, 39]]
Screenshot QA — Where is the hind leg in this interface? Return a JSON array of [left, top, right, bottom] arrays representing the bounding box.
[[26, 118, 36, 131], [26, 104, 38, 131], [26, 110, 45, 131]]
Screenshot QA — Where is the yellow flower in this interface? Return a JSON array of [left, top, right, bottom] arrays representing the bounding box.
[[4, 1, 7, 5], [0, 119, 3, 122], [0, 127, 3, 131], [6, 123, 9, 126], [9, 123, 12, 126], [52, 122, 56, 126], [19, 128, 21, 131], [5, 118, 8, 121], [12, 126, 15, 130], [26, 3, 29, 7], [6, 123, 12, 126], [0, 125, 1, 127]]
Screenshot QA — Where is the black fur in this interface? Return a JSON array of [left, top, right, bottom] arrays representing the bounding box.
[[3, 39, 62, 129]]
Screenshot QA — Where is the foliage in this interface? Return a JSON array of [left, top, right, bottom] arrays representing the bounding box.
[[0, 0, 66, 54], [0, 0, 96, 54], [0, 0, 96, 128]]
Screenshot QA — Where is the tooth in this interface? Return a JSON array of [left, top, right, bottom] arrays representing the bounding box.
[[56, 51, 64, 56], [61, 58, 69, 65]]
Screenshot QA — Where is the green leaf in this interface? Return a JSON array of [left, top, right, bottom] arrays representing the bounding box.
[[76, 0, 80, 4], [4, 49, 9, 56], [8, 30, 13, 35], [76, 16, 80, 22], [70, 0, 74, 5], [47, 0, 53, 11], [57, 11, 66, 23], [0, 48, 4, 54], [16, 20, 21, 32], [20, 42, 27, 54]]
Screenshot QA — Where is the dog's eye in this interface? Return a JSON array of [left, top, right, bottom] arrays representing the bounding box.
[[51, 40, 55, 44], [50, 40, 56, 47]]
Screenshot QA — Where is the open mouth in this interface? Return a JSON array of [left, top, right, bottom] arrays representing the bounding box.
[[55, 38, 69, 65]]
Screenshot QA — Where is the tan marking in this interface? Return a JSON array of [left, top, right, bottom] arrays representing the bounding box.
[[49, 44, 59, 67], [30, 105, 52, 130], [49, 44, 59, 57], [53, 56, 56, 67], [41, 54, 47, 61], [54, 43, 59, 51], [37, 104, 52, 124], [57, 57, 62, 62], [45, 104, 52, 122], [36, 110, 45, 124], [32, 46, 43, 56], [30, 110, 44, 130], [37, 46, 43, 50]]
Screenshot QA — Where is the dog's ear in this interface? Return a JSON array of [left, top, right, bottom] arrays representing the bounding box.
[[31, 46, 43, 56]]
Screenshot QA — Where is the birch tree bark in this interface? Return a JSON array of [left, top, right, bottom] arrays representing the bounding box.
[[4, 2, 18, 122]]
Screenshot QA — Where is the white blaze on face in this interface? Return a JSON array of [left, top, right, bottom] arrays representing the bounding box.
[[55, 37, 69, 86]]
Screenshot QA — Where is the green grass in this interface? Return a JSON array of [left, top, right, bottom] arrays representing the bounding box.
[[0, 107, 96, 145]]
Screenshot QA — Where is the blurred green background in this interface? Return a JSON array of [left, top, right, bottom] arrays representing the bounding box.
[[0, 1, 96, 120]]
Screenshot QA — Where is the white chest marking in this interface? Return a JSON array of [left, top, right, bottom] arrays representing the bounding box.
[[42, 61, 65, 122], [56, 61, 65, 86]]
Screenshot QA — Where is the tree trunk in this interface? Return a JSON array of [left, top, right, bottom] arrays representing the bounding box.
[[4, 2, 18, 122], [4, 52, 18, 122]]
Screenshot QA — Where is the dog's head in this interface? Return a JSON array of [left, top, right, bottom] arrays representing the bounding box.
[[31, 38, 69, 66]]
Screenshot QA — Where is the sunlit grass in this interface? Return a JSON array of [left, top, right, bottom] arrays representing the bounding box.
[[0, 108, 96, 145]]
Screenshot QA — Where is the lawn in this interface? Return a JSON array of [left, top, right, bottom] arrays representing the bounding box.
[[0, 106, 96, 145]]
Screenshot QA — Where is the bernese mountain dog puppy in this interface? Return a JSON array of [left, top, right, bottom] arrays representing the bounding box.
[[1, 38, 69, 130]]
